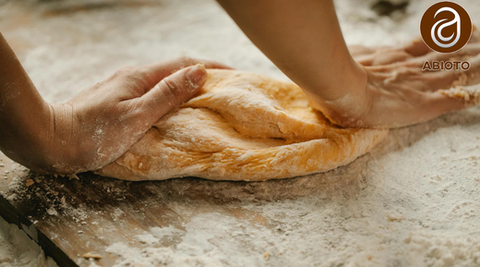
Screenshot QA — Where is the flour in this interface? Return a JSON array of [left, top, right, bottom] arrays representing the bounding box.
[[106, 115, 480, 266], [103, 1, 480, 265], [136, 225, 185, 245], [1, 0, 480, 266], [0, 216, 58, 267]]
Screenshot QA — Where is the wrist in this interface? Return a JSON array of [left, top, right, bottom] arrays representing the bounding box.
[[39, 103, 84, 174], [0, 99, 54, 173], [308, 63, 371, 127]]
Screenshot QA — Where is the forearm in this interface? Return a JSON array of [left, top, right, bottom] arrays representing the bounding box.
[[217, 0, 367, 102], [0, 33, 53, 171], [0, 34, 227, 175]]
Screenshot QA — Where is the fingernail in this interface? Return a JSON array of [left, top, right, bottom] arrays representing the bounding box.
[[186, 64, 207, 90]]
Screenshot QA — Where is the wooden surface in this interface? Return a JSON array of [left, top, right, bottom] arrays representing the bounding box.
[[0, 151, 368, 266], [3, 1, 480, 266], [0, 1, 369, 265]]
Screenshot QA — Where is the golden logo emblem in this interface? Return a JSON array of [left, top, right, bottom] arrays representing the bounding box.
[[420, 1, 472, 53]]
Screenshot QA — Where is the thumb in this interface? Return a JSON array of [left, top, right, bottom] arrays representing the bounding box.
[[140, 63, 207, 120]]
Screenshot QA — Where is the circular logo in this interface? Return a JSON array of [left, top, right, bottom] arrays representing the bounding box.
[[420, 1, 472, 53]]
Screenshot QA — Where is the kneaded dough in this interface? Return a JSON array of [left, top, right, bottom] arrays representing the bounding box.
[[97, 70, 388, 181]]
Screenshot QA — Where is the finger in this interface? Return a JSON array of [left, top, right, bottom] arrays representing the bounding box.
[[417, 43, 480, 63], [352, 47, 411, 66], [424, 53, 480, 91], [150, 57, 232, 72], [404, 37, 431, 57], [355, 38, 429, 66], [436, 84, 480, 108], [469, 25, 480, 43], [422, 71, 465, 91], [137, 64, 208, 122], [354, 54, 375, 66], [349, 45, 376, 58], [419, 86, 478, 122], [139, 57, 231, 88], [405, 31, 480, 59], [460, 54, 480, 86]]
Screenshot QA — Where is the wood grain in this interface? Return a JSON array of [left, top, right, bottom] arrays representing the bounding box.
[[0, 151, 367, 266]]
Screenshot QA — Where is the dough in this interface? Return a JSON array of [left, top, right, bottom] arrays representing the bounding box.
[[97, 70, 388, 181]]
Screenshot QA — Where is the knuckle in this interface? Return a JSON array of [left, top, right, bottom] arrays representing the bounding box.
[[177, 56, 200, 68], [179, 56, 194, 64], [127, 101, 147, 119], [161, 77, 185, 102], [114, 66, 137, 77], [114, 66, 147, 87], [163, 77, 182, 92]]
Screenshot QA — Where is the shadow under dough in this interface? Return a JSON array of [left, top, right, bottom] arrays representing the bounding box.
[[5, 107, 479, 215]]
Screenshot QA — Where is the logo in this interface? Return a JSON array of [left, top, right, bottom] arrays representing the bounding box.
[[420, 1, 472, 54]]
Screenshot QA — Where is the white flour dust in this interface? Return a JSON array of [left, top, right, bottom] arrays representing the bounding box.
[[1, 0, 480, 266], [0, 216, 58, 267]]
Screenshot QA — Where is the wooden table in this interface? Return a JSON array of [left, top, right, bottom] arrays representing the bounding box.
[[0, 150, 367, 266], [0, 1, 371, 265]]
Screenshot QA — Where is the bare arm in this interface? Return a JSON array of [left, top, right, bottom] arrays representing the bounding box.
[[217, 0, 368, 115], [218, 0, 480, 128], [0, 33, 53, 170], [0, 33, 230, 173]]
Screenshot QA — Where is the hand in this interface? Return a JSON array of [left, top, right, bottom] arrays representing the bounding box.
[[44, 57, 230, 174], [315, 32, 480, 128]]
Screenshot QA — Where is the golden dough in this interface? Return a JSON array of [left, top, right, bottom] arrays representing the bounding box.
[[96, 70, 388, 181]]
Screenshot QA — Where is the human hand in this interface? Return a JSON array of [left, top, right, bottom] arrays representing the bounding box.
[[314, 31, 480, 128], [44, 57, 230, 174]]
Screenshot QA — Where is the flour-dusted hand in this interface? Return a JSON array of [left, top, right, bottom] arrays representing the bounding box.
[[45, 58, 231, 174], [1, 32, 231, 174], [315, 32, 480, 128]]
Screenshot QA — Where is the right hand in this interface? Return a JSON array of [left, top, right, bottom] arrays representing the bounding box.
[[42, 57, 231, 174], [317, 31, 480, 129]]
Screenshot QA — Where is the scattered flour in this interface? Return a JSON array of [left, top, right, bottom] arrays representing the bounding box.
[[0, 216, 58, 267], [1, 0, 480, 266]]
